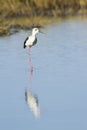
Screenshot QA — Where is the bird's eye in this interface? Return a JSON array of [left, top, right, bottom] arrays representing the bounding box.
[[35, 28, 38, 31]]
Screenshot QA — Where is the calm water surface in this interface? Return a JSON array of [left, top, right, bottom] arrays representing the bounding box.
[[0, 17, 87, 130]]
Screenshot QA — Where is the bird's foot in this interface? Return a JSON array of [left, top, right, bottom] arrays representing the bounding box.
[[30, 66, 33, 73]]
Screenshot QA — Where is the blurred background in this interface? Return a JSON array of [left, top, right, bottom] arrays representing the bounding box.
[[0, 1, 87, 130], [0, 0, 87, 35]]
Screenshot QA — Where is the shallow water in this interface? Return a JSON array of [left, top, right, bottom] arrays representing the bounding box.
[[0, 17, 87, 130]]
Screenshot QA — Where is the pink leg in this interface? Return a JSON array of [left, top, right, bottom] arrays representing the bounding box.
[[28, 47, 33, 89], [28, 47, 33, 72]]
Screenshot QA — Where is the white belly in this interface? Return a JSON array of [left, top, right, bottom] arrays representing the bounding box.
[[26, 35, 35, 46]]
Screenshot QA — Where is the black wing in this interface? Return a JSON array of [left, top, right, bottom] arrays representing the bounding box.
[[23, 37, 28, 48], [32, 37, 37, 46]]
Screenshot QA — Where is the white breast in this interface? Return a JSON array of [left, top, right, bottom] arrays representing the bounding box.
[[25, 35, 35, 46]]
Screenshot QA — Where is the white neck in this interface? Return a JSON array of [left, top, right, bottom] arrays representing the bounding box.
[[32, 32, 36, 36], [32, 30, 39, 36]]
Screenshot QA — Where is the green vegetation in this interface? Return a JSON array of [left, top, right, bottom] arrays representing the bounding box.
[[0, 0, 87, 36]]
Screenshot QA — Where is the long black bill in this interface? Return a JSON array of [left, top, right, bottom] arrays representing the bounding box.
[[39, 29, 45, 34]]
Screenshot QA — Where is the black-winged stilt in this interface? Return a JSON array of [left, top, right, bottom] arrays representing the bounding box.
[[24, 27, 42, 117], [23, 27, 40, 71], [23, 27, 41, 49], [24, 28, 41, 117]]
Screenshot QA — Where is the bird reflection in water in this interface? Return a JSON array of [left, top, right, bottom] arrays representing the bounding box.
[[25, 90, 40, 118], [25, 47, 40, 118], [24, 26, 43, 118]]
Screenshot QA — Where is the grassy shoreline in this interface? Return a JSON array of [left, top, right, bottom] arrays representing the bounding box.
[[0, 16, 58, 36], [0, 0, 87, 36]]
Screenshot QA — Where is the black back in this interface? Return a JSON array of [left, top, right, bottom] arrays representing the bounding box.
[[24, 37, 28, 48], [32, 37, 37, 46], [23, 37, 37, 48]]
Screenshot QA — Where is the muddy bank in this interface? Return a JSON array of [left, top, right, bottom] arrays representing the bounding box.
[[1, 0, 87, 36]]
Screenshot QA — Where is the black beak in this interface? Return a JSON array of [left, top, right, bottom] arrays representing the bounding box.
[[39, 29, 45, 34]]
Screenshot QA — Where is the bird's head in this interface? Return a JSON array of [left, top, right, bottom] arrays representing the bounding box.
[[32, 28, 39, 35]]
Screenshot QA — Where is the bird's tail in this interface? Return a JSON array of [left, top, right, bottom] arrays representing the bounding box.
[[23, 43, 26, 48]]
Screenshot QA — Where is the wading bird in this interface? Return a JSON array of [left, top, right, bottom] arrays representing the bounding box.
[[24, 27, 43, 117], [23, 27, 41, 72], [23, 28, 40, 50]]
